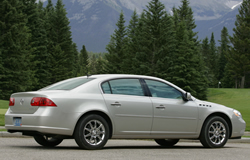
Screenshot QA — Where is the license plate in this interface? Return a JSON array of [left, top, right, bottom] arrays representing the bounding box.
[[14, 117, 22, 126]]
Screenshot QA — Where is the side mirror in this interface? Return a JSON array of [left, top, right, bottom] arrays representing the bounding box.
[[183, 92, 192, 101]]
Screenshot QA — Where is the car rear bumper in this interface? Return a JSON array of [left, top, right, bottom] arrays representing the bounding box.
[[5, 107, 80, 136], [5, 125, 72, 136]]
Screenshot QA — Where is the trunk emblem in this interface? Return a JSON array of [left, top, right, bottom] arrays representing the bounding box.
[[20, 99, 25, 105]]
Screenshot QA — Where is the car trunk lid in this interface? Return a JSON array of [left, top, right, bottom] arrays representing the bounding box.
[[9, 91, 61, 114]]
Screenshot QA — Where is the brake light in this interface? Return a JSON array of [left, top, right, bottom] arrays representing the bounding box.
[[31, 97, 57, 107], [9, 98, 15, 106]]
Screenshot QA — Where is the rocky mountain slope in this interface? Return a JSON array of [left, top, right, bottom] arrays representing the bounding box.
[[43, 0, 242, 52]]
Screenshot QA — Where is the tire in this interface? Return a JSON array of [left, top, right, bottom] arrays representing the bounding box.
[[34, 135, 63, 147], [74, 114, 109, 150], [200, 116, 229, 148], [154, 139, 179, 147]]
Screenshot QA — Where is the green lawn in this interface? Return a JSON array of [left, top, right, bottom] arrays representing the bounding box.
[[0, 114, 5, 126], [0, 89, 249, 130], [0, 100, 8, 109], [207, 88, 250, 131], [0, 100, 8, 126]]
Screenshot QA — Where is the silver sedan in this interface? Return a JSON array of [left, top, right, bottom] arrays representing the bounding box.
[[5, 74, 246, 150]]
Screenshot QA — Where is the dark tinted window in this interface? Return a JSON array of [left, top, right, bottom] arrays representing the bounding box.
[[103, 79, 144, 96], [145, 80, 183, 99], [102, 82, 112, 94], [42, 78, 94, 90]]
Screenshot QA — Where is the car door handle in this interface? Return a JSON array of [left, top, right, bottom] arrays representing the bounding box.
[[111, 102, 121, 106], [156, 106, 165, 110]]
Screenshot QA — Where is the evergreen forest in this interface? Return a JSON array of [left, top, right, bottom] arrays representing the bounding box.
[[1, 0, 250, 100]]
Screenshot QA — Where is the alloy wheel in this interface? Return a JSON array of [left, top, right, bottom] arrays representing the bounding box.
[[83, 120, 106, 146], [208, 121, 226, 145]]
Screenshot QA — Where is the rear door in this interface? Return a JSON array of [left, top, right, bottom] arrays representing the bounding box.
[[101, 78, 153, 135], [144, 79, 199, 135]]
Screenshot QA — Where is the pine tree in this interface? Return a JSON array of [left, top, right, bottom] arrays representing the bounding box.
[[209, 33, 216, 66], [88, 52, 108, 75], [141, 0, 168, 76], [22, 0, 50, 90], [72, 43, 79, 77], [50, 45, 68, 83], [201, 37, 209, 64], [95, 53, 108, 74], [0, 0, 33, 99], [219, 27, 231, 87], [221, 64, 235, 88], [156, 10, 177, 79], [171, 21, 196, 93], [210, 33, 218, 79], [105, 11, 128, 74], [171, 0, 208, 99], [206, 32, 218, 87], [229, 0, 250, 88], [175, 0, 197, 39], [45, 0, 55, 53], [35, 1, 51, 89], [88, 53, 98, 75], [122, 10, 139, 74], [130, 12, 148, 75], [78, 45, 89, 76], [132, 0, 175, 79], [54, 0, 75, 78], [201, 37, 213, 85], [44, 0, 55, 83], [45, 0, 76, 83], [128, 10, 139, 40]]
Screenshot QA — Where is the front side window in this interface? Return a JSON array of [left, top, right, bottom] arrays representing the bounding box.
[[102, 79, 144, 96], [145, 79, 183, 99]]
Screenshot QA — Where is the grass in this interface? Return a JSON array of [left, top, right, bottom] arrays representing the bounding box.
[[0, 100, 8, 109], [0, 109, 7, 114], [0, 100, 8, 126], [0, 114, 5, 126], [0, 89, 249, 131]]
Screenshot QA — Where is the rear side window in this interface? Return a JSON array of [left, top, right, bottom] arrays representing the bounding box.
[[145, 79, 183, 99], [102, 82, 112, 94], [101, 79, 144, 96], [42, 78, 94, 90]]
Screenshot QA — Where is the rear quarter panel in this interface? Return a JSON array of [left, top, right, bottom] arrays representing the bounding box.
[[51, 92, 110, 135]]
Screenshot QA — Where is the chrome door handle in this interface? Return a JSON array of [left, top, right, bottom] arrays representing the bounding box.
[[156, 105, 165, 110], [111, 102, 121, 106]]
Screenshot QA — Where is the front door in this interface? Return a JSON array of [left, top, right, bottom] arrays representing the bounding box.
[[144, 79, 198, 135]]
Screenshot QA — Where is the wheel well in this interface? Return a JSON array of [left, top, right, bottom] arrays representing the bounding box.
[[73, 111, 113, 139], [200, 113, 232, 138]]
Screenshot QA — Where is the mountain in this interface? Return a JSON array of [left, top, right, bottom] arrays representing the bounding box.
[[195, 6, 239, 43], [43, 0, 242, 52]]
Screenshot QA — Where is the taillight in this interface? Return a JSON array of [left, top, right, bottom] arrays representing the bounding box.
[[9, 98, 15, 106], [31, 97, 57, 107]]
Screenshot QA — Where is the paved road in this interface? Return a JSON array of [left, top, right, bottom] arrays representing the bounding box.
[[0, 138, 249, 160]]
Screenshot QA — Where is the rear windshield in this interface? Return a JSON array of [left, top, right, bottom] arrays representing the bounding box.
[[41, 78, 94, 90]]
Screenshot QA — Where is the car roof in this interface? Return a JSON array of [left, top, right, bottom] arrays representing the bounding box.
[[85, 74, 159, 80]]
